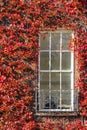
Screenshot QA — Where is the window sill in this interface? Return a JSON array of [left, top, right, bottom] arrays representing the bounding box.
[[35, 111, 79, 117]]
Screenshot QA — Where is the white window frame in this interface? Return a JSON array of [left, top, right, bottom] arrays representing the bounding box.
[[37, 30, 76, 112]]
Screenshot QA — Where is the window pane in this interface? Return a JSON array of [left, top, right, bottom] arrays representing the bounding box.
[[61, 73, 71, 90], [51, 73, 60, 90], [62, 52, 71, 70], [51, 52, 60, 70], [40, 33, 49, 50], [40, 52, 49, 70], [40, 90, 49, 109], [61, 90, 71, 109], [51, 90, 60, 109], [62, 32, 71, 50], [51, 33, 60, 50], [40, 72, 49, 89]]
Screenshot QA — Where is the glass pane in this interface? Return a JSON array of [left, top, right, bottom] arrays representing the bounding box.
[[51, 52, 60, 70], [61, 90, 71, 109], [40, 52, 49, 70], [40, 33, 49, 50], [62, 32, 71, 50], [61, 73, 71, 90], [51, 73, 60, 90], [40, 90, 49, 109], [51, 33, 60, 50], [62, 52, 71, 70], [51, 90, 60, 109], [40, 72, 49, 89]]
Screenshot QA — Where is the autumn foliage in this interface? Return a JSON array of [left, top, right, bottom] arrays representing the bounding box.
[[0, 0, 87, 129]]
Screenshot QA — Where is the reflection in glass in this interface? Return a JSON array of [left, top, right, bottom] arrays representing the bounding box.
[[51, 33, 60, 50], [40, 33, 49, 50], [40, 52, 49, 70], [62, 52, 71, 70], [51, 52, 60, 70]]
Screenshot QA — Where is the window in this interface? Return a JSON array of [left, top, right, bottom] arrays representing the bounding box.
[[37, 30, 78, 112]]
